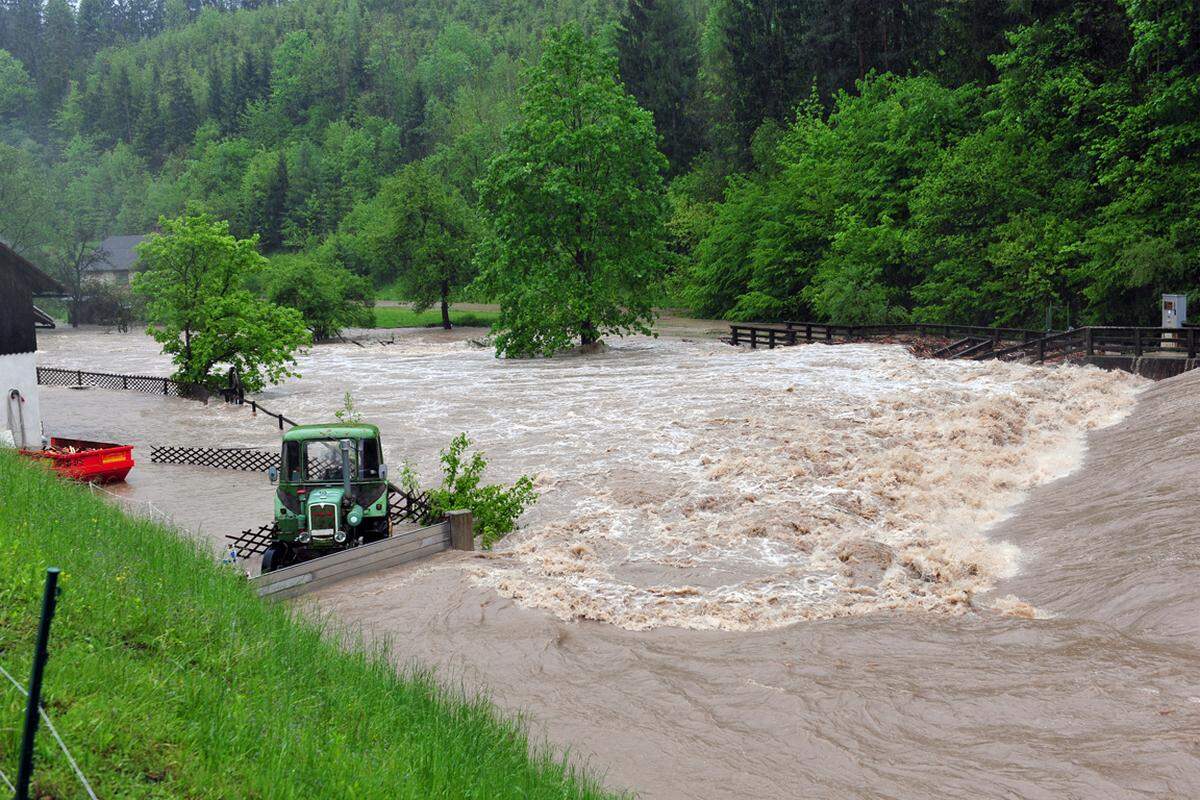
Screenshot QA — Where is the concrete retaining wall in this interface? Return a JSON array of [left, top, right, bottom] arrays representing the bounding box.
[[253, 510, 473, 600], [1070, 355, 1200, 380]]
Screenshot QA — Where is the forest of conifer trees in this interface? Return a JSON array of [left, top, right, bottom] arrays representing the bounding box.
[[1, 0, 1197, 328]]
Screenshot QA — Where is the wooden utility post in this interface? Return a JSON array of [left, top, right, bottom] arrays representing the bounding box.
[[448, 510, 474, 551]]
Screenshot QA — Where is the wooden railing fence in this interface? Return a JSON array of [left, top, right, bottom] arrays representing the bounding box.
[[727, 322, 1200, 363]]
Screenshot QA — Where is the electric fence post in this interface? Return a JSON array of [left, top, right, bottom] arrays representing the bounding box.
[[14, 567, 61, 800]]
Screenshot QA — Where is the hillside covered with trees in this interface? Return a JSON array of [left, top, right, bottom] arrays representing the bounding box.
[[1, 0, 1197, 329]]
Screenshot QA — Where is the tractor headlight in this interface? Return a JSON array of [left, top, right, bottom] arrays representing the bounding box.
[[298, 532, 311, 544], [347, 506, 363, 527]]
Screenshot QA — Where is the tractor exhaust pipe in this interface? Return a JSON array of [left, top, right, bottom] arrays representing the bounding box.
[[339, 438, 353, 501]]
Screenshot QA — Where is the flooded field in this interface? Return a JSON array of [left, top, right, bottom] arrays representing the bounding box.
[[34, 326, 1200, 798]]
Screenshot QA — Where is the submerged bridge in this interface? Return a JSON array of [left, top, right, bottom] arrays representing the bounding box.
[[725, 322, 1200, 379]]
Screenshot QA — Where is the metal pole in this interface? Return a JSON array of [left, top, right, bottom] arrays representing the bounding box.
[[15, 568, 61, 800]]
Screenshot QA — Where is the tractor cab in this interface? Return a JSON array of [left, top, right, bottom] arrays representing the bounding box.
[[262, 423, 392, 572]]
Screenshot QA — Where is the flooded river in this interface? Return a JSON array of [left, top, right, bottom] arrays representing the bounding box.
[[35, 326, 1200, 798]]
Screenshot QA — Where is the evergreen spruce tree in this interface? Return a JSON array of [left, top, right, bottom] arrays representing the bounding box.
[[37, 0, 75, 109], [615, 0, 704, 175], [261, 150, 288, 249]]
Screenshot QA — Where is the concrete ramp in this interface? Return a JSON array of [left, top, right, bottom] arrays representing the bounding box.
[[252, 510, 472, 600]]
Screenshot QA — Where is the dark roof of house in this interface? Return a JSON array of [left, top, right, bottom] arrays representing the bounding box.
[[0, 241, 64, 295], [32, 305, 56, 328], [89, 234, 148, 273]]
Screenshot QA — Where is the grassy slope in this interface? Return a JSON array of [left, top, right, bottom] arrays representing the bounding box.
[[0, 452, 617, 799]]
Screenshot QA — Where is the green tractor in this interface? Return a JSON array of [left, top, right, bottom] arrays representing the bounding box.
[[263, 423, 392, 573]]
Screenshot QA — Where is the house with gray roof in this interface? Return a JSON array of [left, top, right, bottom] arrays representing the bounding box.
[[87, 234, 148, 286]]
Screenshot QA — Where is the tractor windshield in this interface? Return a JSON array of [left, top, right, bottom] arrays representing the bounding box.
[[304, 439, 357, 483], [280, 437, 383, 483]]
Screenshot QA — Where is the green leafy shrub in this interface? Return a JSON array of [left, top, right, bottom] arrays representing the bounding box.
[[404, 433, 537, 549]]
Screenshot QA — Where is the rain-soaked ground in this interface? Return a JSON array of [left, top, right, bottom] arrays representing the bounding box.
[[33, 324, 1200, 799]]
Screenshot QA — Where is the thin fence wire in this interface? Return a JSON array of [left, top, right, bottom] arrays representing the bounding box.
[[0, 662, 99, 800], [0, 764, 13, 793]]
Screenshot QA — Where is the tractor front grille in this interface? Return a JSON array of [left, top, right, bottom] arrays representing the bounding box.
[[309, 503, 338, 532]]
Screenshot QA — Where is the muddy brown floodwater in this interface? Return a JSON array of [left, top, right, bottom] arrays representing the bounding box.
[[35, 326, 1200, 799]]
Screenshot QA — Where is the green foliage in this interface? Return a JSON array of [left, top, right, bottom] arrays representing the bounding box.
[[477, 24, 669, 356], [402, 433, 538, 549], [0, 49, 34, 122], [335, 390, 363, 423], [0, 450, 617, 799], [336, 162, 477, 328], [4, 0, 1200, 329], [688, 76, 981, 323], [0, 143, 53, 254], [615, 0, 705, 174], [133, 213, 312, 391], [262, 252, 374, 340]]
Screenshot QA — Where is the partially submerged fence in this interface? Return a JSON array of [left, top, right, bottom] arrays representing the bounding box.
[[990, 326, 1200, 362], [239, 398, 299, 430], [37, 366, 189, 397], [727, 322, 1200, 367], [726, 322, 1047, 350], [251, 512, 472, 600], [38, 365, 300, 429]]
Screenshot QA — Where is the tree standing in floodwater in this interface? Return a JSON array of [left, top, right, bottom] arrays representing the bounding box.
[[133, 213, 312, 391], [476, 23, 669, 357]]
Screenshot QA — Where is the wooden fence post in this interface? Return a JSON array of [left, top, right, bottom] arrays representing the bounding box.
[[731, 327, 739, 346], [448, 510, 474, 551], [1085, 327, 1094, 356], [1134, 328, 1143, 356]]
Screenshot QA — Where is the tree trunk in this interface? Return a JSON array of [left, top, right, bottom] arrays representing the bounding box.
[[440, 280, 451, 330], [580, 319, 597, 346]]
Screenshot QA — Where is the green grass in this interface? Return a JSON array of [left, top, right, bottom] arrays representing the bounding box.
[[0, 452, 619, 799], [373, 306, 500, 329], [33, 298, 69, 322]]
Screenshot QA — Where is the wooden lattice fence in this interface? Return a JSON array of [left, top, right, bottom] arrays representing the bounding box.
[[149, 445, 343, 477]]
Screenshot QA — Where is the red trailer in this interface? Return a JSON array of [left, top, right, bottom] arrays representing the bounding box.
[[21, 438, 135, 483]]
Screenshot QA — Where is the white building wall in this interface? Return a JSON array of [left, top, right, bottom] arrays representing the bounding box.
[[0, 352, 43, 449]]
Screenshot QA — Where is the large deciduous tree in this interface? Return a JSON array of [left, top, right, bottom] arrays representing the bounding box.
[[366, 162, 476, 329], [476, 24, 668, 357], [263, 252, 374, 340], [133, 213, 311, 392]]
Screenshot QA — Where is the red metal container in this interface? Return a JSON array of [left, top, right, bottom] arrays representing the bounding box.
[[21, 437, 135, 483]]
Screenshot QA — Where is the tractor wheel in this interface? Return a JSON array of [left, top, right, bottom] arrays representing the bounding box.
[[261, 543, 290, 573], [362, 519, 389, 544]]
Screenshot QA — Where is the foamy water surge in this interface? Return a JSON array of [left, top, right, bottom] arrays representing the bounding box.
[[460, 343, 1145, 630], [38, 331, 1144, 631]]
